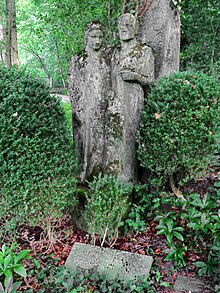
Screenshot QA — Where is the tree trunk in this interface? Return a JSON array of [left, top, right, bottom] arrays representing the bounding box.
[[11, 0, 18, 65], [0, 14, 5, 63], [5, 0, 18, 66]]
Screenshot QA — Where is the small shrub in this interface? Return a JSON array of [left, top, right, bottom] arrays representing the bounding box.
[[83, 174, 132, 246], [137, 71, 220, 194]]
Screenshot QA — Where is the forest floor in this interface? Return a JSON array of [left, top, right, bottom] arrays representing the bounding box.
[[16, 172, 218, 292]]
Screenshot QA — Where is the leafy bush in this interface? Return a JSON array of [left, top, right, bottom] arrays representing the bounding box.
[[137, 71, 220, 192], [0, 66, 77, 239], [83, 174, 132, 246]]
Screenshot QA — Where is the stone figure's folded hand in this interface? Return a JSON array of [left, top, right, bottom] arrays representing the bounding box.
[[121, 70, 139, 81]]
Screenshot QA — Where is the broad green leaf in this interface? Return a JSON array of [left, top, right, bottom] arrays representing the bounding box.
[[167, 233, 173, 244], [4, 254, 12, 270], [157, 229, 166, 235], [166, 218, 174, 233], [10, 281, 22, 292], [173, 231, 184, 241], [14, 266, 27, 278], [174, 226, 184, 232], [4, 270, 13, 287], [194, 261, 207, 267], [2, 244, 6, 254], [14, 250, 31, 264], [156, 224, 166, 230]]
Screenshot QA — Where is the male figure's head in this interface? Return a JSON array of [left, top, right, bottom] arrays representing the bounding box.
[[86, 22, 104, 51], [118, 13, 137, 42]]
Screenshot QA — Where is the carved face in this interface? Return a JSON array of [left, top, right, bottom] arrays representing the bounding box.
[[87, 29, 103, 51], [119, 14, 136, 41]]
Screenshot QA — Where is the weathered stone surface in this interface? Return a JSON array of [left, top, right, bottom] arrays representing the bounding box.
[[174, 275, 207, 292], [138, 0, 180, 78], [69, 23, 112, 181], [106, 13, 154, 182], [65, 242, 153, 281], [69, 15, 154, 183]]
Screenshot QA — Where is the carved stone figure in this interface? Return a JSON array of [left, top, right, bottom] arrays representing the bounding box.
[[105, 13, 155, 182], [69, 22, 111, 180], [69, 15, 155, 183]]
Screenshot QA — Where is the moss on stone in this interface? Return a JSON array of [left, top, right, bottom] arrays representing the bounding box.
[[107, 112, 123, 139]]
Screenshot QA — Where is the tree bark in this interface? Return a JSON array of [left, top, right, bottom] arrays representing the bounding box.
[[5, 0, 18, 66], [0, 14, 5, 63]]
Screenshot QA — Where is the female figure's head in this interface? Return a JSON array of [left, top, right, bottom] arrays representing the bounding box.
[[86, 22, 104, 51]]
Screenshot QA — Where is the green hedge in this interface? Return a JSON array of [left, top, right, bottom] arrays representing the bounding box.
[[137, 71, 220, 187], [0, 66, 77, 238]]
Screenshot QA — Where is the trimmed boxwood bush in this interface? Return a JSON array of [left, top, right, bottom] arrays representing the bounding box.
[[137, 71, 220, 195], [0, 66, 77, 238]]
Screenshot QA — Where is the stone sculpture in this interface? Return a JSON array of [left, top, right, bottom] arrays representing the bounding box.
[[69, 14, 155, 183], [69, 22, 111, 180], [105, 13, 154, 182]]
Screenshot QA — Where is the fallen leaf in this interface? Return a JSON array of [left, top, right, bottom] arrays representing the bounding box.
[[155, 248, 161, 255], [155, 113, 161, 119]]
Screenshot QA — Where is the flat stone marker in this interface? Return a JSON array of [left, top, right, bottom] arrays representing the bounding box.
[[174, 275, 207, 292], [65, 242, 153, 281]]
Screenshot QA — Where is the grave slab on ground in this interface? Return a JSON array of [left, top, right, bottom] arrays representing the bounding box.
[[174, 275, 208, 292], [65, 242, 153, 281]]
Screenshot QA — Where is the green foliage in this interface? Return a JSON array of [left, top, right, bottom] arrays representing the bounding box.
[[0, 243, 30, 287], [0, 66, 77, 239], [35, 266, 153, 293], [137, 71, 220, 187], [152, 191, 220, 270], [83, 174, 131, 246], [0, 276, 22, 293], [126, 187, 219, 270], [155, 213, 184, 244], [164, 243, 187, 267], [17, 0, 122, 84], [181, 0, 220, 78], [124, 185, 155, 233], [62, 101, 73, 134], [194, 253, 219, 277]]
